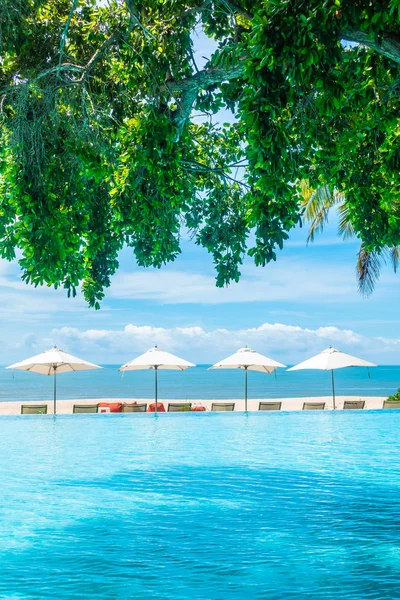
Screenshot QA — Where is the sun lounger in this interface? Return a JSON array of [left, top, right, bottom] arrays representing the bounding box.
[[211, 402, 235, 411], [122, 403, 147, 412], [98, 402, 122, 413], [343, 400, 365, 409], [21, 404, 48, 415], [167, 403, 192, 412], [259, 402, 282, 410], [303, 402, 325, 410], [383, 400, 400, 409], [147, 402, 165, 412], [73, 404, 98, 413]]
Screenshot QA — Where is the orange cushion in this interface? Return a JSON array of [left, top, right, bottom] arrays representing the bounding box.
[[147, 402, 165, 412], [98, 402, 122, 413], [191, 406, 206, 411]]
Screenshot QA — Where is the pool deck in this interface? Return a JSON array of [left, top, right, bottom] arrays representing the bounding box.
[[0, 396, 389, 414]]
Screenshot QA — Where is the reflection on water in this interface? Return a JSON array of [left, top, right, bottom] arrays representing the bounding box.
[[0, 411, 399, 598]]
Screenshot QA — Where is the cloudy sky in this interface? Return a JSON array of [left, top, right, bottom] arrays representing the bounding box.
[[1, 27, 399, 366], [1, 213, 399, 366]]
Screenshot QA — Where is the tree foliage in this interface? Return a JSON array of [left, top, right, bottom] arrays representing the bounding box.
[[386, 387, 400, 402], [1, 0, 400, 306]]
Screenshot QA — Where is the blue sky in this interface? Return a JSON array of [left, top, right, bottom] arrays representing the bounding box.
[[0, 27, 399, 365], [0, 216, 399, 366]]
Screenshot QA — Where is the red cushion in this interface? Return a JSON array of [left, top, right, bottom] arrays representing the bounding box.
[[98, 402, 122, 413], [147, 402, 165, 412], [191, 406, 206, 411]]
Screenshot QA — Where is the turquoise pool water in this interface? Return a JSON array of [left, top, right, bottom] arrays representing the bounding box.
[[1, 411, 399, 598]]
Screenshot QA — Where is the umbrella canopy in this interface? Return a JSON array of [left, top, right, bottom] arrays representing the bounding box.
[[287, 346, 377, 409], [287, 346, 376, 372], [7, 347, 101, 375], [7, 347, 102, 414], [119, 346, 195, 371], [210, 347, 287, 411], [211, 346, 286, 373], [119, 346, 195, 412]]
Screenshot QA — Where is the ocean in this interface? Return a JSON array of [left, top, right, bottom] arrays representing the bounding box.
[[0, 364, 399, 402]]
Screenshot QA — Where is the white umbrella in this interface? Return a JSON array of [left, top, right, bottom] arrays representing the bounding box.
[[119, 346, 195, 412], [287, 346, 377, 409], [6, 346, 102, 414], [210, 347, 286, 411]]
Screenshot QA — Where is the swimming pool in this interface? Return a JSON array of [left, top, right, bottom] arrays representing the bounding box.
[[0, 411, 399, 599]]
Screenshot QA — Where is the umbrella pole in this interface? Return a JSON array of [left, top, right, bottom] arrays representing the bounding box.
[[244, 366, 248, 412], [154, 366, 158, 413], [331, 370, 336, 410], [53, 366, 57, 415]]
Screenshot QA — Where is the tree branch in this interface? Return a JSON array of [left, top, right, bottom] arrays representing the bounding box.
[[167, 62, 244, 94], [78, 30, 121, 81], [166, 61, 245, 140], [34, 63, 85, 82], [9, 30, 120, 88], [168, 27, 400, 142], [124, 0, 156, 41], [218, 0, 252, 20], [183, 0, 252, 21], [341, 29, 400, 65], [180, 159, 250, 188], [58, 0, 79, 75]]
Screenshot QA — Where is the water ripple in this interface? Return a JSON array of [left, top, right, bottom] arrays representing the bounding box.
[[0, 412, 399, 598]]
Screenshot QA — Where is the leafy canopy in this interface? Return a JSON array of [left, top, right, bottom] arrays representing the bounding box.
[[1, 0, 400, 307]]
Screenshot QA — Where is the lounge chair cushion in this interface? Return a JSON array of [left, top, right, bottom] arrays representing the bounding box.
[[191, 406, 206, 411], [98, 402, 122, 413], [147, 402, 166, 412]]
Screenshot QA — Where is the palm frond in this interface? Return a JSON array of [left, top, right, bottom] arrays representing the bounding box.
[[300, 180, 398, 295], [390, 246, 399, 272], [299, 182, 337, 242], [356, 245, 384, 296], [337, 201, 355, 240]]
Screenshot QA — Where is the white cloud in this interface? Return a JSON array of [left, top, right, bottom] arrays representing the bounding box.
[[106, 259, 357, 305], [47, 321, 397, 364], [0, 259, 117, 322]]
